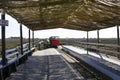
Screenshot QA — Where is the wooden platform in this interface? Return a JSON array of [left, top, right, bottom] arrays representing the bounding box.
[[6, 48, 84, 80]]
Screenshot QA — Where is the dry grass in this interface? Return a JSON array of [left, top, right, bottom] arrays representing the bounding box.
[[0, 39, 29, 52]]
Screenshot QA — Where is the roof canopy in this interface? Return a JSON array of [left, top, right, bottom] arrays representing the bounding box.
[[1, 0, 120, 31]]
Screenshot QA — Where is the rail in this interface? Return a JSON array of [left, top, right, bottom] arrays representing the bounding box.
[[0, 42, 37, 80], [61, 39, 120, 59], [4, 43, 29, 60]]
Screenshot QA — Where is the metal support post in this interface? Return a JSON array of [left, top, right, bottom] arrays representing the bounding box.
[[117, 26, 120, 52], [29, 29, 31, 50], [87, 31, 89, 54], [20, 23, 23, 54], [1, 8, 7, 65], [32, 31, 34, 47]]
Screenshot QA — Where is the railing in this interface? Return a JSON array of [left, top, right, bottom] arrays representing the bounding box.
[[5, 43, 29, 60], [0, 42, 36, 80], [61, 39, 120, 59]]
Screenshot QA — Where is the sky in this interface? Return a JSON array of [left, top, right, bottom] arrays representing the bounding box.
[[0, 13, 119, 39]]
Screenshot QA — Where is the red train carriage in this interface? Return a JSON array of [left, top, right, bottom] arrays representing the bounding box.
[[49, 36, 60, 48]]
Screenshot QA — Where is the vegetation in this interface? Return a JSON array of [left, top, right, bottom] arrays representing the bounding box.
[[60, 38, 118, 45], [0, 38, 39, 53], [0, 38, 119, 53]]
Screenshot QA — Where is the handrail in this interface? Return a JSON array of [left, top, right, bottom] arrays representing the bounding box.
[[61, 39, 120, 58], [77, 42, 120, 48], [64, 40, 120, 49], [0, 43, 30, 62], [6, 48, 18, 54], [6, 52, 19, 59], [0, 42, 37, 80]]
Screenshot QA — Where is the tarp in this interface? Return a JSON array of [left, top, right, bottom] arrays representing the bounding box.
[[1, 0, 120, 31]]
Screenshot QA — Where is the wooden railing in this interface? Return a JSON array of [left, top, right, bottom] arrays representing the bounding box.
[[61, 39, 120, 58], [0, 42, 36, 80], [5, 43, 29, 60]]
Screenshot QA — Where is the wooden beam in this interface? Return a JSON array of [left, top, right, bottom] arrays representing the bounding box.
[[32, 31, 34, 47], [1, 8, 7, 65], [28, 29, 31, 50], [20, 23, 23, 54], [87, 31, 89, 54], [117, 26, 120, 53], [97, 29, 103, 59]]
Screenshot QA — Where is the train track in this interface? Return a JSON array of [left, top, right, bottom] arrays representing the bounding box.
[[57, 49, 111, 80]]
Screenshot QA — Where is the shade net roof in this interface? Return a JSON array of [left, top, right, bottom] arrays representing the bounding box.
[[0, 0, 120, 31]]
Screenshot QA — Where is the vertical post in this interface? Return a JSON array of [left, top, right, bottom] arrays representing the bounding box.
[[87, 31, 89, 54], [20, 23, 23, 54], [97, 30, 100, 44], [117, 26, 120, 52], [97, 30, 103, 59], [97, 30, 99, 51], [32, 31, 34, 47], [29, 29, 31, 50], [1, 8, 7, 65]]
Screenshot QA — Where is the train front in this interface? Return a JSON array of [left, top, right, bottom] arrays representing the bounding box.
[[49, 36, 60, 48]]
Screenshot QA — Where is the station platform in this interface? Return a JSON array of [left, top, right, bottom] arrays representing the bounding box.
[[7, 48, 84, 80], [62, 45, 120, 80]]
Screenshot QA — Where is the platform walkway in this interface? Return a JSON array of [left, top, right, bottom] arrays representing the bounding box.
[[62, 45, 120, 80], [6, 48, 84, 80]]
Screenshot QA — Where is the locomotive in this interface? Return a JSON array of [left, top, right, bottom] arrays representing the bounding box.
[[49, 36, 60, 48]]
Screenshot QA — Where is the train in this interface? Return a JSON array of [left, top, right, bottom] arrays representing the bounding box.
[[49, 36, 60, 48]]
